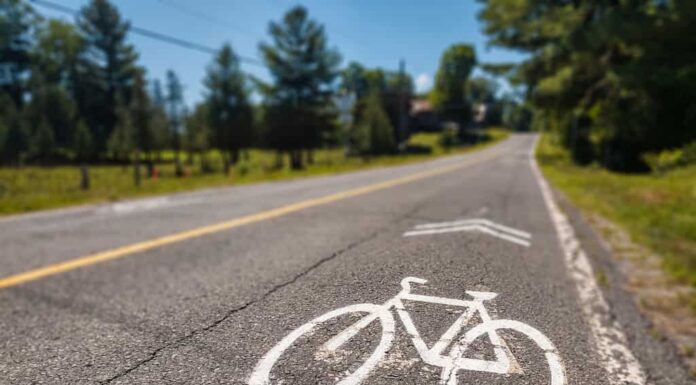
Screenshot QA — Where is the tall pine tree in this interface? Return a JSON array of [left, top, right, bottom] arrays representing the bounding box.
[[259, 6, 341, 169], [203, 44, 253, 174], [77, 0, 139, 157], [0, 0, 36, 108], [166, 70, 185, 176]]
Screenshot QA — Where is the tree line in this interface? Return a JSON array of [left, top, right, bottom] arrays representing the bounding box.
[[1, 0, 419, 179], [478, 0, 696, 172], [1, 0, 513, 189]]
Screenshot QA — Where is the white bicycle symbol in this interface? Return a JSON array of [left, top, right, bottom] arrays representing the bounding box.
[[249, 277, 566, 385]]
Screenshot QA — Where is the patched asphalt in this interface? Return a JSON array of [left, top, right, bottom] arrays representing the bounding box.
[[0, 134, 692, 384]]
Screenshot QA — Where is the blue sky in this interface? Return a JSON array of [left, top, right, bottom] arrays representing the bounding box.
[[34, 0, 525, 106]]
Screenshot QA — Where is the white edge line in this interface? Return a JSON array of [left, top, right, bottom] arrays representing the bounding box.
[[529, 135, 647, 385]]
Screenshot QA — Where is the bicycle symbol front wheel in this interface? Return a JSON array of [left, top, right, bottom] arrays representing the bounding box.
[[248, 303, 395, 385], [443, 319, 566, 385]]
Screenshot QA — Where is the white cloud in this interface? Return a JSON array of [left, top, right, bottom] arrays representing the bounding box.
[[415, 73, 433, 94]]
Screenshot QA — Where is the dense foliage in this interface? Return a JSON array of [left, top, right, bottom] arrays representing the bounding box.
[[479, 0, 696, 171], [430, 44, 477, 127]]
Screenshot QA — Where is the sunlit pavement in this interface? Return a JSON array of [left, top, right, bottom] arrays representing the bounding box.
[[0, 134, 692, 384]]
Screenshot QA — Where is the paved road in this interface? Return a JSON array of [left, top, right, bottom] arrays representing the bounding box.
[[0, 134, 692, 385]]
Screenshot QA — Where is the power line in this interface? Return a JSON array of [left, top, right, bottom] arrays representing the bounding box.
[[155, 0, 256, 38], [28, 0, 265, 67]]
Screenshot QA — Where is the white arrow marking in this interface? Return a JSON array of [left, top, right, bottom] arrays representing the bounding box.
[[403, 219, 531, 247], [414, 218, 531, 239]]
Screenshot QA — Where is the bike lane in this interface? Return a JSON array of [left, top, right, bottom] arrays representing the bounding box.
[[6, 135, 687, 384], [97, 135, 612, 384]]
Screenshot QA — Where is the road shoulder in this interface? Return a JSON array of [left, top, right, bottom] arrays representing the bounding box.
[[552, 187, 695, 384]]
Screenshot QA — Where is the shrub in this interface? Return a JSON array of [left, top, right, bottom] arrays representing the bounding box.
[[681, 141, 696, 166], [643, 148, 684, 174], [439, 123, 459, 151]]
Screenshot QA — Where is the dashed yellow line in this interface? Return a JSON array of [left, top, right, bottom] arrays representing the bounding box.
[[0, 151, 496, 290]]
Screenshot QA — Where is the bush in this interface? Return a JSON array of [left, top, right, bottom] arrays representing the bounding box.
[[237, 160, 251, 176], [350, 120, 370, 156], [352, 91, 396, 156], [681, 141, 696, 165], [563, 115, 594, 166], [643, 142, 696, 174], [439, 123, 459, 151]]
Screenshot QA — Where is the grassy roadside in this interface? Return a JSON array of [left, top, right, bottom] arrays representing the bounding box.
[[536, 133, 696, 286], [0, 129, 509, 216]]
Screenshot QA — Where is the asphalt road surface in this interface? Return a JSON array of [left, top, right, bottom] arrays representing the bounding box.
[[1, 134, 693, 385]]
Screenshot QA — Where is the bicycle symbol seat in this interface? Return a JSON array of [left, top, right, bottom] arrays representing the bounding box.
[[249, 277, 566, 385]]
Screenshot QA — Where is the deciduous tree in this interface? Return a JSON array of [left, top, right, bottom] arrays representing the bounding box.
[[430, 44, 477, 127]]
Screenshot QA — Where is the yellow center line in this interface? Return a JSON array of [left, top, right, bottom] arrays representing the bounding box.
[[0, 150, 498, 290]]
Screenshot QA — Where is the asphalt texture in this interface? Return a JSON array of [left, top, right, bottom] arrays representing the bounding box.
[[0, 134, 692, 385]]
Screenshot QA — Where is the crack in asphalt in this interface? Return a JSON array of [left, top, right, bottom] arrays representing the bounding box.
[[100, 232, 381, 384], [100, 205, 427, 384]]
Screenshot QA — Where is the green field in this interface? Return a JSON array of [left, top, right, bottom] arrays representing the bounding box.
[[537, 133, 696, 286], [0, 130, 508, 216]]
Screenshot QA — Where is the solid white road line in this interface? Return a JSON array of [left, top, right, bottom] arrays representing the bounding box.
[[530, 136, 647, 385]]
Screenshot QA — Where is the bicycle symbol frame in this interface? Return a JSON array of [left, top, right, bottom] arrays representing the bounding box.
[[249, 277, 566, 385]]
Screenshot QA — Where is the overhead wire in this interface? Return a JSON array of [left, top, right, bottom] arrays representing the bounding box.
[[155, 0, 256, 38], [28, 0, 265, 67]]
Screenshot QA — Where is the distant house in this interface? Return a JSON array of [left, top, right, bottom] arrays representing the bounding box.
[[472, 103, 487, 125], [410, 99, 441, 132]]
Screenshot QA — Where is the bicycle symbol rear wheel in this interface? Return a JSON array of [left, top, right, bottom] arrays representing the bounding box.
[[248, 303, 395, 385]]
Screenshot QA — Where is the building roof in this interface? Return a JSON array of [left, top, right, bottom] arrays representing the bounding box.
[[411, 99, 434, 114]]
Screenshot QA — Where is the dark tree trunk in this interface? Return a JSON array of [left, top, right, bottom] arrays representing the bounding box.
[[174, 149, 183, 177], [186, 150, 194, 166], [223, 152, 230, 174], [290, 150, 303, 170], [134, 149, 141, 187], [146, 152, 154, 178], [80, 164, 90, 191]]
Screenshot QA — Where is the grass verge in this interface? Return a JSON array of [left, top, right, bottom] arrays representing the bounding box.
[[536, 133, 696, 286], [0, 129, 509, 216]]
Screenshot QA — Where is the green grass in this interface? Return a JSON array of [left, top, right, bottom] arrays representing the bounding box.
[[0, 129, 509, 216], [537, 133, 696, 286]]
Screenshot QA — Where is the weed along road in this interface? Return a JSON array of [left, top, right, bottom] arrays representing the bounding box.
[[0, 134, 692, 385]]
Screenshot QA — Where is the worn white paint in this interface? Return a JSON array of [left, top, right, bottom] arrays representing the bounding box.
[[403, 218, 531, 247], [415, 218, 531, 239], [529, 136, 647, 385], [442, 319, 565, 384], [98, 197, 171, 214], [248, 304, 395, 385], [95, 196, 203, 215], [249, 277, 565, 385]]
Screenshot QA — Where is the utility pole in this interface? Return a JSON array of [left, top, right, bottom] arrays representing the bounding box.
[[397, 59, 407, 150]]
